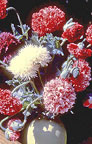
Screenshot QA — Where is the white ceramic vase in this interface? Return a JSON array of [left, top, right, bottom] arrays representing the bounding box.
[[22, 119, 67, 144]]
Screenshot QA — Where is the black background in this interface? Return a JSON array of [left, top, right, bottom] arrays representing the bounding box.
[[0, 0, 92, 144]]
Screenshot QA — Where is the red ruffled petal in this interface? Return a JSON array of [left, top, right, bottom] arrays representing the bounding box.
[[62, 23, 84, 42], [31, 6, 66, 36]]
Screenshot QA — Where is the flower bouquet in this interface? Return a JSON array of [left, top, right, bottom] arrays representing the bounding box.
[[0, 0, 92, 143]]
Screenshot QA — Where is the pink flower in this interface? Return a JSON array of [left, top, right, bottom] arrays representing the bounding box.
[[5, 128, 20, 141], [0, 32, 20, 63], [0, 0, 7, 19], [3, 54, 13, 63], [62, 22, 84, 42], [0, 88, 22, 115], [43, 77, 76, 115], [7, 118, 22, 132], [86, 25, 92, 45], [31, 6, 66, 36], [67, 43, 92, 59], [83, 97, 92, 109], [70, 59, 91, 92], [0, 32, 20, 54]]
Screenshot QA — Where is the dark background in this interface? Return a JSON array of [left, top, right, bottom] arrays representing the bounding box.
[[0, 0, 92, 144]]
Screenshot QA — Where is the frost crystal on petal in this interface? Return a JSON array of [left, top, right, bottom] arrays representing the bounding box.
[[43, 77, 76, 115]]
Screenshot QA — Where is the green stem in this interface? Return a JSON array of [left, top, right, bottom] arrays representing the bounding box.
[[24, 95, 42, 115], [87, 43, 91, 48], [30, 80, 39, 94], [66, 55, 75, 69], [0, 60, 8, 67], [52, 39, 67, 62], [19, 95, 43, 128], [51, 55, 55, 63], [7, 7, 28, 42], [60, 55, 75, 78], [12, 79, 39, 95], [0, 108, 24, 132], [11, 23, 16, 36], [11, 81, 30, 94], [0, 116, 9, 131], [60, 39, 67, 47], [38, 70, 44, 88], [7, 7, 25, 36]]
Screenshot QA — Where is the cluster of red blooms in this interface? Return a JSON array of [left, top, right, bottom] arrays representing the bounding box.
[[0, 0, 92, 127], [31, 6, 92, 63], [0, 1, 92, 142], [31, 6, 92, 114]]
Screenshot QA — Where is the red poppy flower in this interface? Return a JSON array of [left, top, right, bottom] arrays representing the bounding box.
[[5, 128, 20, 141], [62, 22, 84, 42], [70, 59, 91, 92], [86, 25, 92, 45], [0, 0, 7, 19], [43, 77, 76, 115], [0, 88, 22, 115], [67, 43, 92, 59], [31, 6, 66, 36], [0, 32, 20, 54]]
